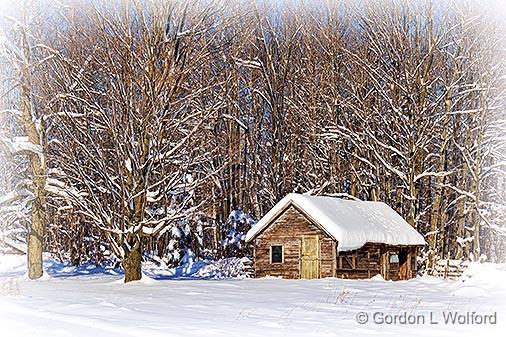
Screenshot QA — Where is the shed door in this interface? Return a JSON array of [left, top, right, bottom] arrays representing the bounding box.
[[301, 235, 319, 279], [398, 249, 410, 280]]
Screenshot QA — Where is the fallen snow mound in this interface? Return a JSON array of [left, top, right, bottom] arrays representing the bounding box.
[[452, 262, 506, 298], [143, 257, 253, 280], [193, 257, 252, 279], [460, 262, 506, 283]]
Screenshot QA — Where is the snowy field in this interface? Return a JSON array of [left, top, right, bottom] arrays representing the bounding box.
[[0, 255, 505, 337]]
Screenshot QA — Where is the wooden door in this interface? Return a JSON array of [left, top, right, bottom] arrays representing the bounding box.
[[398, 249, 409, 280], [301, 235, 319, 279]]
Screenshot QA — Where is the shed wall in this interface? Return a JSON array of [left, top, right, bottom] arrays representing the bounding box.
[[336, 243, 418, 280], [254, 205, 335, 278], [252, 205, 421, 280]]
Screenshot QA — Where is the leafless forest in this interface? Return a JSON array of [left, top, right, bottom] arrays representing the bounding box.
[[0, 0, 505, 281]]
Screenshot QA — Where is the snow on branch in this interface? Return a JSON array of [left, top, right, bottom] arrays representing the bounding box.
[[0, 136, 42, 155], [414, 170, 455, 183]]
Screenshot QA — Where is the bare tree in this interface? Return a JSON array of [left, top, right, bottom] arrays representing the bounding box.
[[41, 0, 226, 281], [0, 1, 49, 279]]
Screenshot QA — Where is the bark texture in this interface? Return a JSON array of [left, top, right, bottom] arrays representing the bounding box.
[[20, 2, 46, 280], [122, 247, 142, 283]]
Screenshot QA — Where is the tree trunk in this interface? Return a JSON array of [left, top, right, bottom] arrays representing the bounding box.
[[27, 171, 45, 279], [427, 97, 450, 273], [20, 2, 46, 280], [122, 247, 142, 283]]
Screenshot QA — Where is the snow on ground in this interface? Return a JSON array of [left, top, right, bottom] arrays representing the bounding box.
[[1, 255, 505, 337]]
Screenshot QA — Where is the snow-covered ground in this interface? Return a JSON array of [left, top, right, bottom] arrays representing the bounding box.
[[1, 255, 505, 337]]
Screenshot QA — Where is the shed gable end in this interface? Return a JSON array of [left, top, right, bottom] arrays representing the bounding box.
[[253, 205, 336, 278]]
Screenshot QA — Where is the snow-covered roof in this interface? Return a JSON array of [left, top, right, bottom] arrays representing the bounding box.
[[245, 193, 426, 251]]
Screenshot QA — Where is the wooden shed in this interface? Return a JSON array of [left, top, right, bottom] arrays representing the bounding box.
[[245, 194, 426, 281]]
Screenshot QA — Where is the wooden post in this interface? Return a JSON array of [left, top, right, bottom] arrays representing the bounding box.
[[408, 250, 413, 279], [331, 241, 337, 277], [367, 251, 371, 278], [253, 243, 257, 278], [381, 251, 389, 280]]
